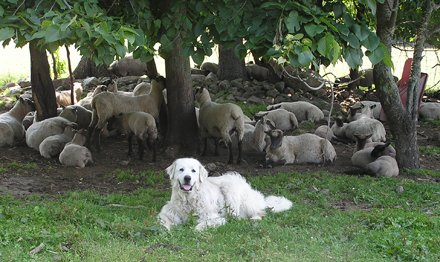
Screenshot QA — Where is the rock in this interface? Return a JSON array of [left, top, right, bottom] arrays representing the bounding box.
[[396, 186, 404, 193]]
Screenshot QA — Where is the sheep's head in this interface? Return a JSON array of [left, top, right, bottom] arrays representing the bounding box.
[[265, 129, 284, 150], [17, 96, 36, 112], [335, 116, 345, 127], [370, 142, 392, 158], [194, 86, 210, 105]]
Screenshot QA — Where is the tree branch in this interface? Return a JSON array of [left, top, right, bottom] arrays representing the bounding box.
[[13, 0, 26, 15]]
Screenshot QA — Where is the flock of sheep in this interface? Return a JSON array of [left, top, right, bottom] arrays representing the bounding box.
[[1, 60, 440, 177]]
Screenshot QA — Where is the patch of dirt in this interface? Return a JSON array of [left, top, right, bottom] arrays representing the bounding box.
[[1, 120, 439, 200]]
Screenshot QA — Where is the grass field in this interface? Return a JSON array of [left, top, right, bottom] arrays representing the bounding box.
[[0, 168, 439, 261]]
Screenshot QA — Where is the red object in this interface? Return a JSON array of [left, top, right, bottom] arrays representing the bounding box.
[[379, 58, 428, 121]]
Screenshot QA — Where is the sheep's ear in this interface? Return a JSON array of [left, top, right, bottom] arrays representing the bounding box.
[[359, 103, 365, 109], [370, 104, 377, 109], [266, 118, 276, 130], [199, 163, 208, 183], [165, 162, 177, 179]]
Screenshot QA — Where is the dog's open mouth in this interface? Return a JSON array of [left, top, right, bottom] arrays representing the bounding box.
[[180, 183, 193, 192]]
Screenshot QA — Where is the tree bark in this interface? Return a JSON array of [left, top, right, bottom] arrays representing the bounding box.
[[163, 32, 200, 153], [374, 0, 420, 169], [218, 38, 246, 81], [29, 42, 57, 121]]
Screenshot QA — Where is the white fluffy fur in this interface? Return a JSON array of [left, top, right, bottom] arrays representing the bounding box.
[[344, 118, 386, 142], [0, 97, 35, 147], [267, 101, 324, 123], [59, 129, 93, 168], [158, 158, 292, 231]]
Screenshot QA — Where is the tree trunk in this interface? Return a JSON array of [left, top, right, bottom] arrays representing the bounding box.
[[29, 42, 57, 121], [164, 34, 200, 153], [218, 38, 246, 81], [73, 55, 113, 79], [374, 0, 420, 169]]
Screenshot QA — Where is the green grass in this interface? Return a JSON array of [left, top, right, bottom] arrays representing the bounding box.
[[1, 170, 439, 261]]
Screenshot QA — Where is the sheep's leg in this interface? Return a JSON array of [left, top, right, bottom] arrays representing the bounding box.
[[150, 139, 157, 162], [214, 138, 220, 156], [93, 127, 102, 152], [227, 141, 234, 164], [127, 134, 134, 156], [202, 137, 208, 156], [137, 138, 145, 160], [237, 140, 243, 165]]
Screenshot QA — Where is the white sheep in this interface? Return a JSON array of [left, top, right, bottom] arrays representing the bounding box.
[[132, 82, 152, 96], [77, 85, 108, 110], [106, 80, 134, 96], [231, 118, 272, 152], [314, 125, 336, 142], [344, 117, 386, 142], [351, 142, 393, 168], [331, 116, 348, 139], [253, 108, 298, 132], [55, 83, 83, 107], [347, 102, 377, 122], [195, 86, 245, 164], [0, 97, 36, 147], [267, 101, 324, 123], [59, 129, 93, 168], [263, 130, 337, 167], [88, 76, 166, 152], [26, 107, 78, 151], [245, 64, 269, 81], [111, 112, 158, 161], [365, 155, 399, 177], [353, 133, 396, 157], [418, 102, 440, 120], [349, 101, 381, 120], [39, 122, 77, 158]]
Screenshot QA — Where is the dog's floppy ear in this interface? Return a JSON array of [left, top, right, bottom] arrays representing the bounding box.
[[165, 161, 176, 179], [199, 163, 208, 183]]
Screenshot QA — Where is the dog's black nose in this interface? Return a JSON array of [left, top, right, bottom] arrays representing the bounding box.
[[184, 175, 191, 183]]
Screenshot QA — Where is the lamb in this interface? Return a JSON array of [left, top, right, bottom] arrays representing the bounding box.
[[106, 80, 133, 96], [26, 107, 78, 151], [111, 112, 158, 161], [365, 155, 399, 177], [263, 130, 337, 167], [195, 86, 244, 164], [314, 125, 337, 141], [231, 118, 273, 152], [59, 129, 93, 168], [132, 82, 152, 96], [88, 76, 166, 152], [349, 101, 381, 120], [77, 85, 108, 110], [245, 64, 269, 81], [55, 84, 83, 107], [418, 102, 440, 120], [353, 133, 396, 157], [344, 117, 386, 142], [39, 122, 77, 158], [63, 105, 92, 129], [267, 101, 324, 123], [0, 96, 36, 147], [200, 62, 218, 75], [351, 142, 393, 168], [331, 116, 348, 139], [347, 102, 377, 122], [253, 108, 298, 132]]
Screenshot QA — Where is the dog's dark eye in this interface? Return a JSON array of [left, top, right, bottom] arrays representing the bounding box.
[[191, 169, 196, 173], [179, 168, 184, 172]]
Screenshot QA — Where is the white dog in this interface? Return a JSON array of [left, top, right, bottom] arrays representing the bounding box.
[[158, 158, 293, 231]]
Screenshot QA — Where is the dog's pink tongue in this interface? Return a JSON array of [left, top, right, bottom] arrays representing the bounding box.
[[182, 185, 192, 191]]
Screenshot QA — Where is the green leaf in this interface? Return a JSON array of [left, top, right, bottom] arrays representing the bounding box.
[[0, 28, 15, 41], [41, 20, 52, 29], [317, 34, 334, 57], [358, 24, 371, 42], [347, 33, 360, 49], [222, 41, 237, 50], [215, 21, 226, 34], [285, 11, 300, 33], [79, 19, 91, 38], [366, 44, 386, 65], [362, 31, 380, 50], [336, 24, 349, 37], [0, 6, 4, 16], [366, 0, 377, 15], [45, 24, 60, 43], [297, 50, 313, 67], [234, 44, 247, 60], [304, 23, 326, 37], [191, 48, 205, 65], [343, 47, 362, 69], [333, 3, 346, 19], [382, 53, 394, 70], [47, 41, 60, 53], [288, 52, 300, 67], [115, 45, 126, 58]]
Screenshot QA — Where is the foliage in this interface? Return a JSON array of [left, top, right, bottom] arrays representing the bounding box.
[[0, 0, 390, 69]]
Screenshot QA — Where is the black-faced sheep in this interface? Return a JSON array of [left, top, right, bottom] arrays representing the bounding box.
[[107, 55, 148, 77], [200, 62, 218, 75], [77, 85, 108, 110], [195, 86, 244, 164], [59, 129, 93, 168], [253, 108, 298, 133], [111, 112, 158, 161], [347, 102, 377, 122], [353, 133, 396, 157], [349, 101, 381, 120], [267, 101, 324, 123], [88, 76, 166, 152], [331, 116, 348, 140], [0, 97, 36, 147], [132, 82, 152, 96], [263, 130, 337, 167], [418, 102, 440, 120], [365, 155, 399, 177], [245, 64, 269, 81], [39, 122, 77, 158], [344, 118, 386, 142], [351, 142, 393, 168]]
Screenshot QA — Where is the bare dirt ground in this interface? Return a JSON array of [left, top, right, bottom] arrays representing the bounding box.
[[1, 119, 439, 200]]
